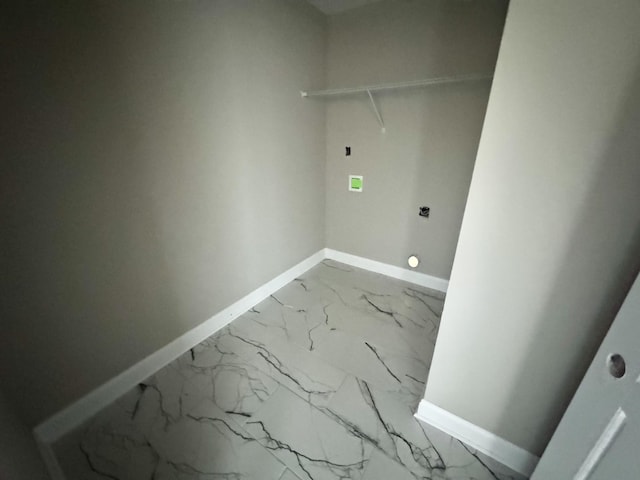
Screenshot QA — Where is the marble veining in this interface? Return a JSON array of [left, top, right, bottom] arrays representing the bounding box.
[[244, 386, 372, 480], [52, 260, 526, 480]]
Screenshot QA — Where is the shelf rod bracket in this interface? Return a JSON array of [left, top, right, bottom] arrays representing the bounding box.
[[366, 89, 385, 133]]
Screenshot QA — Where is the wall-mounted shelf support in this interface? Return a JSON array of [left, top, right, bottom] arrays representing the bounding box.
[[366, 89, 385, 133], [300, 73, 493, 133], [300, 73, 492, 98]]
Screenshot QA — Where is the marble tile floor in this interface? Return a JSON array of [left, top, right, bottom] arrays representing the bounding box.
[[52, 260, 526, 480]]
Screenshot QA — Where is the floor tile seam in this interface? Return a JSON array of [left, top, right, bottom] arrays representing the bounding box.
[[190, 337, 297, 400], [233, 312, 291, 345], [314, 329, 432, 385], [169, 374, 379, 477], [319, 374, 423, 452], [181, 277, 437, 468], [329, 377, 445, 474], [165, 409, 291, 480], [316, 403, 432, 479], [163, 314, 429, 431], [193, 331, 350, 422], [320, 259, 445, 294], [280, 333, 429, 403], [242, 384, 375, 480], [227, 308, 365, 378], [255, 426, 299, 479], [246, 380, 376, 457], [251, 316, 434, 368], [222, 332, 348, 391], [361, 445, 426, 480], [350, 328, 433, 362], [325, 298, 439, 341], [178, 391, 292, 476], [167, 338, 288, 424], [261, 298, 436, 363], [168, 357, 271, 408], [278, 468, 304, 480]]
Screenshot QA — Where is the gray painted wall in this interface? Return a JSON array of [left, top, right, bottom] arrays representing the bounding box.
[[324, 0, 507, 280], [0, 390, 48, 480], [425, 0, 640, 457], [0, 0, 326, 427]]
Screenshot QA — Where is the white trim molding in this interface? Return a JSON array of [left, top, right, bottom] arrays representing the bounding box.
[[415, 399, 540, 477], [34, 249, 325, 446], [574, 407, 627, 480], [34, 247, 450, 480], [35, 436, 66, 480], [324, 249, 448, 293]]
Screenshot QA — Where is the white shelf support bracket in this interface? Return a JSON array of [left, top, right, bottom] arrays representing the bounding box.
[[366, 89, 385, 133], [301, 74, 493, 133]]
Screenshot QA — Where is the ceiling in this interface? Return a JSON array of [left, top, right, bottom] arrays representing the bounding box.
[[305, 0, 386, 15]]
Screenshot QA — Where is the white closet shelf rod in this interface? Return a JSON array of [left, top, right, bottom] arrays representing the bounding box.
[[300, 73, 493, 98]]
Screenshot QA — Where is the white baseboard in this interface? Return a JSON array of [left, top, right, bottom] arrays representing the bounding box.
[[34, 247, 448, 480], [415, 400, 539, 477], [35, 436, 66, 480], [33, 249, 325, 446], [325, 248, 449, 293]]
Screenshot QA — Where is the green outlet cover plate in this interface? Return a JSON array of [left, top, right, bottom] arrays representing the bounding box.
[[349, 175, 363, 192]]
